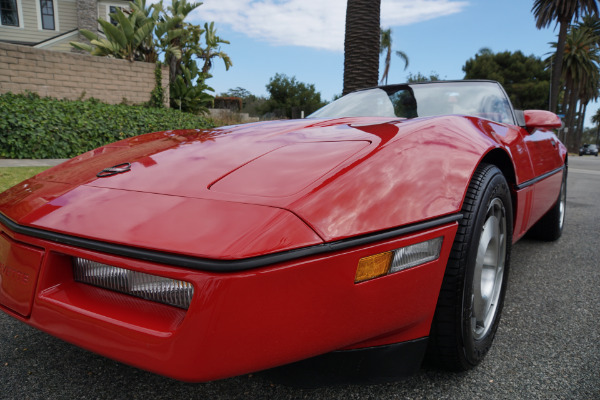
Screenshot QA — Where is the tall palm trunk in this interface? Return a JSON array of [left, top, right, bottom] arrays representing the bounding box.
[[561, 81, 572, 142], [550, 19, 569, 113], [576, 101, 587, 150], [168, 47, 180, 84], [565, 77, 580, 152], [343, 0, 381, 95], [382, 48, 391, 85]]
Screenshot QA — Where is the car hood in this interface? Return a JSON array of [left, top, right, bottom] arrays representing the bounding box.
[[1, 115, 490, 258], [0, 117, 406, 259], [17, 118, 392, 198]]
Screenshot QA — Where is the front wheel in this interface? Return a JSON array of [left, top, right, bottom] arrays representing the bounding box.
[[427, 164, 513, 370]]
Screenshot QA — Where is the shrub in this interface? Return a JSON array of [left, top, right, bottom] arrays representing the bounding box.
[[0, 92, 214, 159], [260, 73, 326, 119]]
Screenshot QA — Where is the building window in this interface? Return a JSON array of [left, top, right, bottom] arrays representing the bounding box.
[[39, 0, 55, 30], [109, 5, 123, 26], [0, 0, 19, 27]]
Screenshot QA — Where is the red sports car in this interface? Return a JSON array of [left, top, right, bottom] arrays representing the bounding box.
[[0, 80, 566, 382]]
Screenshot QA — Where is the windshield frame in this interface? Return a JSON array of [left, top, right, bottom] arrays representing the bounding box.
[[308, 80, 517, 125]]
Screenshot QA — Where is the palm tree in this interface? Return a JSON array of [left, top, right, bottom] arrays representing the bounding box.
[[575, 70, 599, 147], [343, 0, 381, 95], [379, 27, 409, 85], [199, 22, 232, 75], [578, 14, 600, 38], [591, 107, 600, 145], [532, 0, 598, 113], [576, 16, 600, 144], [157, 0, 203, 85], [550, 25, 600, 150]]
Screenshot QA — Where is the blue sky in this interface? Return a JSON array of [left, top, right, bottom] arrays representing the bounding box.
[[185, 0, 598, 126]]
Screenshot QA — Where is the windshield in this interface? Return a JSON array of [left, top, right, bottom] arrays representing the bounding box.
[[309, 81, 515, 125]]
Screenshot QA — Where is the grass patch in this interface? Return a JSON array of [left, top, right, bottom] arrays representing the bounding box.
[[0, 166, 50, 193]]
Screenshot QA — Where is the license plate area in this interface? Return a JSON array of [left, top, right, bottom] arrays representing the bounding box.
[[0, 233, 44, 317]]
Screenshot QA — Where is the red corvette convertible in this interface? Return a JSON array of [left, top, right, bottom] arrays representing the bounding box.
[[0, 80, 566, 382]]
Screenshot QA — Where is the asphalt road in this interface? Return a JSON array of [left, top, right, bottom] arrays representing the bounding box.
[[1, 157, 599, 399]]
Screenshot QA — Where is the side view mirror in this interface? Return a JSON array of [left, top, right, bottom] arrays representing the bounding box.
[[522, 110, 562, 130]]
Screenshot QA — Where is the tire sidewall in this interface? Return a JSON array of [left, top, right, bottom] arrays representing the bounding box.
[[460, 169, 513, 366]]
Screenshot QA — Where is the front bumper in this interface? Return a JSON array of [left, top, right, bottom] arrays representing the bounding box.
[[0, 218, 457, 382]]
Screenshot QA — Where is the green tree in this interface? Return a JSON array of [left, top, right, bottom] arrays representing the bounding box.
[[343, 0, 381, 95], [261, 74, 326, 118], [222, 87, 266, 117], [379, 27, 409, 85], [532, 0, 598, 113], [463, 49, 551, 110], [406, 72, 441, 82], [70, 0, 231, 113], [223, 87, 253, 99]]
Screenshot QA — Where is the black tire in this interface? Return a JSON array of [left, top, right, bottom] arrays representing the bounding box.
[[527, 169, 567, 241], [427, 163, 513, 370]]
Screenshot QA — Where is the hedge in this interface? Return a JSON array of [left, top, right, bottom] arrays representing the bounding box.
[[0, 92, 215, 159]]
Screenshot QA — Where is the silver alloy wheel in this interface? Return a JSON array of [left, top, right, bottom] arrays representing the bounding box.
[[558, 180, 566, 230], [471, 197, 507, 340]]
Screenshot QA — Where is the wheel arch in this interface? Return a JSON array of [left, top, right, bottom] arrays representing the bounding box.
[[478, 148, 517, 218], [479, 148, 516, 187]]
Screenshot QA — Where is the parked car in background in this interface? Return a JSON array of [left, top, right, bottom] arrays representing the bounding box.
[[0, 80, 566, 383], [579, 144, 599, 156]]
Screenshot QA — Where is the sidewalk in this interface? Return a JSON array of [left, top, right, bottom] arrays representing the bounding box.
[[0, 159, 68, 167]]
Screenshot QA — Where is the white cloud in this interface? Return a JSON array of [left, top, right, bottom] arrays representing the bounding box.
[[194, 0, 468, 51], [381, 0, 468, 26]]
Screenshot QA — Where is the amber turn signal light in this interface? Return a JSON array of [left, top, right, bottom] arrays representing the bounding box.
[[355, 237, 443, 283], [355, 251, 393, 283]]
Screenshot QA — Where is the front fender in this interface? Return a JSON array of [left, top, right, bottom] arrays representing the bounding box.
[[291, 116, 509, 242]]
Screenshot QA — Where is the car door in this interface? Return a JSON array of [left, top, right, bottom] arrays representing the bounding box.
[[521, 127, 564, 227]]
